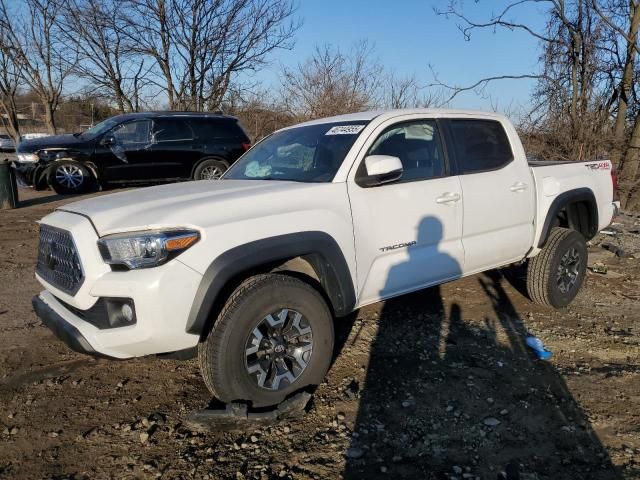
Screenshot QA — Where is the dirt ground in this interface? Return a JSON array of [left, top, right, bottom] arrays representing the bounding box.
[[1, 187, 639, 480]]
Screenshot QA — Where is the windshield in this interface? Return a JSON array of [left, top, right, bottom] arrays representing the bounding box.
[[224, 121, 368, 182], [82, 117, 123, 137]]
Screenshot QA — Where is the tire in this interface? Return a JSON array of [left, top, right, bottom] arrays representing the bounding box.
[[526, 227, 588, 308], [47, 160, 95, 195], [198, 274, 334, 407], [193, 159, 227, 180]]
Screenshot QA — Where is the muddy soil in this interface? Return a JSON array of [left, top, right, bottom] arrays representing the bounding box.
[[1, 188, 639, 480]]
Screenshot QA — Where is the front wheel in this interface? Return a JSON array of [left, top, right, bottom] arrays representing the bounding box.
[[47, 160, 95, 195], [526, 227, 588, 308], [198, 274, 334, 407], [193, 159, 227, 180]]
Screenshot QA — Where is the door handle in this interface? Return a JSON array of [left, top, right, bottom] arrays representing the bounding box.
[[436, 192, 461, 204], [510, 182, 528, 192]]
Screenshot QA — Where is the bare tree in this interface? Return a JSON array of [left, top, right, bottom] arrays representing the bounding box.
[[0, 0, 76, 133], [437, 3, 615, 152], [57, 0, 150, 113], [383, 73, 445, 109], [436, 0, 640, 209], [122, 0, 299, 111], [0, 31, 22, 142], [281, 42, 383, 120], [591, 0, 640, 208]]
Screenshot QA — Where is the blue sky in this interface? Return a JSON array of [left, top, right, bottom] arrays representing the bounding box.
[[255, 0, 549, 112]]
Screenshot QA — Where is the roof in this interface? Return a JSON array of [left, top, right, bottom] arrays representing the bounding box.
[[109, 111, 237, 121], [287, 108, 507, 129]]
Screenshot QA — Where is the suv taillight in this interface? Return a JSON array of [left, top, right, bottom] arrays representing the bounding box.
[[242, 142, 251, 151], [611, 163, 620, 202]]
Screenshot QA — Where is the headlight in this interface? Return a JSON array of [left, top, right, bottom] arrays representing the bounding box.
[[17, 153, 39, 162], [97, 229, 200, 269]]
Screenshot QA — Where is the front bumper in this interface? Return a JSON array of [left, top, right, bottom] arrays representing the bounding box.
[[32, 294, 113, 358], [35, 210, 203, 358]]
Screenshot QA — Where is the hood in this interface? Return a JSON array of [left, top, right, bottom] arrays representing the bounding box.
[[59, 179, 333, 235], [17, 134, 89, 152]]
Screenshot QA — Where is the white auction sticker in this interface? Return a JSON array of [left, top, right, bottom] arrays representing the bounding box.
[[325, 125, 366, 135]]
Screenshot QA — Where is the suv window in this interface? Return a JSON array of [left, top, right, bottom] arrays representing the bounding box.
[[450, 119, 513, 173], [363, 120, 446, 183], [111, 120, 152, 146], [153, 118, 193, 142], [189, 118, 247, 140]]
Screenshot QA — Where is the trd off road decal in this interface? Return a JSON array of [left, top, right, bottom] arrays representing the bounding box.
[[585, 162, 610, 171]]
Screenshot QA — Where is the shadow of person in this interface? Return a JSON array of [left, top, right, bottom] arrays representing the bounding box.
[[343, 219, 621, 479], [343, 216, 462, 478]]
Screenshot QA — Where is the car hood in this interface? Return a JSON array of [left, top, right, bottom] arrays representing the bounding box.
[[59, 180, 338, 235], [17, 134, 89, 152]]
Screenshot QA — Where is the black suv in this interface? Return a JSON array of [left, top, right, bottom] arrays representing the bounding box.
[[14, 112, 251, 194]]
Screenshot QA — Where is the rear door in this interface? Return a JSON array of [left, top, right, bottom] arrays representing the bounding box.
[[190, 118, 250, 166], [445, 118, 535, 273], [347, 117, 465, 305], [150, 118, 198, 178]]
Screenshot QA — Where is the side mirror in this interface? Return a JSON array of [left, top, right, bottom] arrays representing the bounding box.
[[358, 155, 403, 187], [102, 135, 115, 147]]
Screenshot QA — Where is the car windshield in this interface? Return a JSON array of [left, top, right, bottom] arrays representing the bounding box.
[[223, 121, 369, 182], [82, 117, 123, 137]]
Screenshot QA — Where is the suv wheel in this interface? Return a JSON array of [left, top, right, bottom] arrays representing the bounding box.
[[47, 160, 95, 195], [194, 159, 227, 180], [198, 274, 334, 407], [526, 227, 587, 307]]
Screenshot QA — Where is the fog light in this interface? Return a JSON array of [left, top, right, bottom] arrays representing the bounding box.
[[121, 303, 134, 322], [104, 298, 136, 328]]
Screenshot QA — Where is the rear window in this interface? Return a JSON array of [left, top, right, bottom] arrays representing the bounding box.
[[450, 120, 513, 173], [153, 118, 194, 142], [189, 118, 248, 140]]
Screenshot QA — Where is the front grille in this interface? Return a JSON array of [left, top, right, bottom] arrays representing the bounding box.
[[36, 225, 84, 295]]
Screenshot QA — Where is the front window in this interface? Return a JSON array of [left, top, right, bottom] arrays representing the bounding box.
[[224, 121, 368, 183], [83, 117, 123, 137]]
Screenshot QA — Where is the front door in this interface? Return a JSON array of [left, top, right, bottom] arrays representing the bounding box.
[[98, 119, 155, 181], [347, 118, 465, 305]]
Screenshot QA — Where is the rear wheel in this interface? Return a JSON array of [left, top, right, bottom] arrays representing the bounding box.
[[198, 274, 334, 407], [526, 227, 587, 307], [193, 159, 227, 180], [47, 160, 95, 195]]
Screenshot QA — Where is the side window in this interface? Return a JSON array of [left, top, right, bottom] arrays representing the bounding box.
[[190, 119, 248, 140], [153, 119, 193, 142], [111, 120, 152, 146], [450, 120, 513, 173], [364, 120, 446, 182]]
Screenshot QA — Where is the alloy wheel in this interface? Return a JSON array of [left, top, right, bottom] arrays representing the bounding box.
[[55, 165, 84, 189], [556, 246, 581, 294], [244, 308, 314, 391], [200, 165, 224, 180]]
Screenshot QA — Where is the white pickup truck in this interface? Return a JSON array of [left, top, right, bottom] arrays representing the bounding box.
[[32, 109, 619, 407]]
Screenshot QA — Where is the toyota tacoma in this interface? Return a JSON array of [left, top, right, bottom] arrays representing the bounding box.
[[32, 109, 619, 407]]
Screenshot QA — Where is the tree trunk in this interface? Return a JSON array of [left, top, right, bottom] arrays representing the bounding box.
[[43, 102, 57, 134], [620, 109, 640, 209], [0, 98, 21, 143], [612, 2, 640, 166]]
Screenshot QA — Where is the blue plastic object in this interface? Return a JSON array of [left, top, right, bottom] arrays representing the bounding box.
[[525, 336, 552, 360]]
